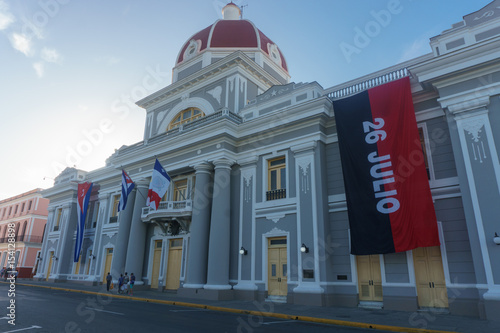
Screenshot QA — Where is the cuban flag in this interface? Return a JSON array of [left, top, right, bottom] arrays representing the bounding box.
[[118, 169, 135, 212], [146, 159, 171, 210], [333, 77, 439, 255], [75, 182, 93, 262]]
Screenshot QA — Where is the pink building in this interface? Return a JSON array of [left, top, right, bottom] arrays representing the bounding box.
[[0, 189, 49, 278]]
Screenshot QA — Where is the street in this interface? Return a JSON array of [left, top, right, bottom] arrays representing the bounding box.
[[0, 284, 396, 333]]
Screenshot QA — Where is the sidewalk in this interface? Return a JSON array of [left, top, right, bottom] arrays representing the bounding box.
[[10, 279, 500, 333]]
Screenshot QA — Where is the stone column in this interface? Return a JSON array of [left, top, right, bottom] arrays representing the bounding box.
[[55, 202, 77, 278], [110, 188, 136, 281], [183, 162, 213, 288], [124, 179, 149, 283], [205, 159, 233, 290]]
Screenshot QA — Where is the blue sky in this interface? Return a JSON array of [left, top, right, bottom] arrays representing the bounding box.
[[0, 0, 492, 200]]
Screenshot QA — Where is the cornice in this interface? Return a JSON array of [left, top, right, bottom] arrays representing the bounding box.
[[136, 51, 281, 109]]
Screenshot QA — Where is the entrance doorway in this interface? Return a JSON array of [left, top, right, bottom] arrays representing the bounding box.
[[165, 239, 182, 290], [102, 248, 113, 283], [267, 237, 287, 297], [357, 255, 383, 302], [413, 246, 448, 308], [151, 240, 163, 289], [46, 251, 54, 281]]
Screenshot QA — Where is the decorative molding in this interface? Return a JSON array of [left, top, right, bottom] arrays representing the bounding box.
[[462, 117, 488, 163], [265, 213, 285, 223], [207, 86, 222, 104]]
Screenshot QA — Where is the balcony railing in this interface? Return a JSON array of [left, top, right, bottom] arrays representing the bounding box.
[[266, 189, 286, 201], [141, 200, 193, 221]]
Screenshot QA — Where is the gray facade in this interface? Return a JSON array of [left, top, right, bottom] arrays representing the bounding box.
[[37, 1, 500, 321]]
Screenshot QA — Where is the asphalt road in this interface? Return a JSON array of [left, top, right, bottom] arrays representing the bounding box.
[[0, 284, 394, 333]]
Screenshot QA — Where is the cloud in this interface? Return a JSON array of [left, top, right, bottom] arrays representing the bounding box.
[[41, 47, 62, 63], [0, 0, 15, 30], [33, 62, 44, 78], [10, 32, 32, 56]]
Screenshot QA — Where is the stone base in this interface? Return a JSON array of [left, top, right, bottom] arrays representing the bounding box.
[[484, 299, 500, 321], [234, 289, 259, 301], [177, 287, 234, 301], [448, 298, 481, 318]]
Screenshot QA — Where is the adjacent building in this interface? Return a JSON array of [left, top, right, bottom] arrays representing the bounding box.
[[36, 2, 500, 321], [0, 189, 49, 278]]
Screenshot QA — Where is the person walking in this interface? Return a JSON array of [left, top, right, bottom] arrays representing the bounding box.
[[106, 272, 112, 292], [129, 273, 135, 296], [118, 274, 124, 294], [123, 272, 129, 294]]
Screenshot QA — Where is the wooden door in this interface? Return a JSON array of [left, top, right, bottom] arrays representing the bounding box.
[[46, 251, 54, 281], [268, 237, 287, 296], [413, 246, 448, 308], [165, 239, 182, 290], [102, 248, 113, 283], [357, 255, 383, 302], [151, 240, 163, 289]]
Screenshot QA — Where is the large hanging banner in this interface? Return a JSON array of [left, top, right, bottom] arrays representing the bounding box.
[[75, 182, 93, 262], [333, 77, 440, 255]]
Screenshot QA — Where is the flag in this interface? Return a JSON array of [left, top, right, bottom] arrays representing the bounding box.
[[146, 159, 171, 210], [118, 169, 135, 212], [75, 182, 93, 262], [333, 77, 439, 255]]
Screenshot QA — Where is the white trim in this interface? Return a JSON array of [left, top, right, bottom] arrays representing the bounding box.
[[418, 122, 436, 182], [455, 115, 495, 287], [262, 228, 289, 293]]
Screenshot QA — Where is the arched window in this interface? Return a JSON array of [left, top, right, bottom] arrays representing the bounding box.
[[167, 107, 205, 130], [20, 221, 27, 241]]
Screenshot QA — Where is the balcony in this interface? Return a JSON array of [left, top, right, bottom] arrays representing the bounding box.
[[266, 189, 286, 201], [141, 200, 193, 222]]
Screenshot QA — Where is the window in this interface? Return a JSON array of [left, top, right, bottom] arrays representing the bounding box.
[[173, 179, 188, 201], [27, 200, 32, 211], [418, 126, 432, 180], [267, 157, 286, 200], [8, 207, 12, 216], [109, 195, 120, 223], [14, 205, 18, 214], [54, 208, 62, 231], [92, 202, 99, 228], [21, 203, 25, 212], [167, 107, 204, 130]]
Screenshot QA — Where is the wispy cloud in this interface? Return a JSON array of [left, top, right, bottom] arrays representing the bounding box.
[[0, 0, 15, 30], [33, 62, 44, 78], [10, 32, 32, 56], [41, 47, 62, 63]]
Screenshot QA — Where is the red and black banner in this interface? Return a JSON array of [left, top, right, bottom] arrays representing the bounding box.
[[333, 77, 440, 255]]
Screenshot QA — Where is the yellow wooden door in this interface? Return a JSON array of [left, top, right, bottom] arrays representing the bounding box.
[[74, 253, 82, 274], [413, 246, 448, 308], [357, 255, 383, 302], [165, 239, 182, 290], [46, 251, 54, 281], [151, 240, 163, 289], [268, 237, 287, 296], [102, 248, 113, 283]]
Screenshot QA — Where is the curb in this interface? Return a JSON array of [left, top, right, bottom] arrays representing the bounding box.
[[10, 282, 459, 333]]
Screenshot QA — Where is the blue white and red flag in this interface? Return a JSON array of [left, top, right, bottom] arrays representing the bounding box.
[[146, 159, 171, 210], [118, 169, 135, 212], [75, 182, 93, 262]]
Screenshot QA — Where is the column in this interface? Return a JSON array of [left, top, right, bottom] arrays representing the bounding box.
[[291, 142, 324, 294], [234, 156, 258, 291], [444, 96, 500, 301], [124, 179, 149, 283], [183, 162, 213, 288], [36, 207, 55, 279], [205, 159, 233, 290], [91, 192, 109, 279], [110, 188, 136, 280], [55, 202, 77, 278]]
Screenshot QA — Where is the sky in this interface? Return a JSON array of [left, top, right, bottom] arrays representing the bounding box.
[[0, 0, 493, 200]]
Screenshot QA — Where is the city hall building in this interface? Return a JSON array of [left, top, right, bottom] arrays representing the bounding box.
[[36, 2, 500, 320]]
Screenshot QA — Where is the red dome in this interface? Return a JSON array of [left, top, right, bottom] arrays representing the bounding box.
[[176, 19, 288, 73]]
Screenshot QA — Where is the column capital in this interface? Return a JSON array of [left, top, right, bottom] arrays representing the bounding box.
[[135, 178, 150, 189], [192, 162, 213, 175], [212, 158, 235, 170], [237, 155, 258, 168], [291, 141, 317, 156]]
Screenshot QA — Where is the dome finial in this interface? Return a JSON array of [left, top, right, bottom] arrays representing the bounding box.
[[222, 2, 241, 20]]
